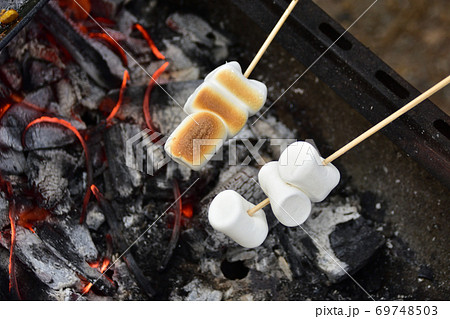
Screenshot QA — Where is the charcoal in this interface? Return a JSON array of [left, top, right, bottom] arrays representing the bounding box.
[[329, 217, 385, 274], [26, 149, 78, 210], [0, 192, 9, 230], [0, 103, 42, 151], [166, 13, 230, 64], [0, 78, 11, 99], [24, 86, 55, 109], [35, 222, 116, 295], [281, 196, 384, 283], [104, 123, 143, 198], [39, 1, 121, 89], [59, 218, 98, 261], [0, 147, 26, 175], [0, 61, 22, 91], [27, 60, 63, 89], [162, 40, 200, 81], [149, 80, 202, 135], [0, 227, 79, 291], [90, 0, 125, 19], [66, 64, 106, 110]]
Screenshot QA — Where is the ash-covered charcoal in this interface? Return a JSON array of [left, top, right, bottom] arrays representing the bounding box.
[[149, 80, 202, 135], [0, 61, 22, 91], [67, 64, 106, 111], [103, 123, 143, 198], [35, 222, 116, 295], [58, 217, 99, 261], [24, 86, 55, 110], [0, 103, 43, 152], [39, 1, 121, 89], [23, 120, 82, 150], [85, 203, 105, 231], [166, 13, 230, 66], [25, 149, 79, 212], [0, 147, 27, 175], [26, 59, 63, 89], [0, 227, 80, 291], [0, 192, 9, 230], [279, 195, 384, 283], [54, 79, 77, 118]]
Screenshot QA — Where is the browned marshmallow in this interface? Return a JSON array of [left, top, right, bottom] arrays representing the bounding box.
[[164, 111, 227, 170]]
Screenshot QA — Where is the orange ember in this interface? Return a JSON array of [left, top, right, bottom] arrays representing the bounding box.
[[143, 62, 169, 132], [58, 0, 91, 20], [106, 70, 130, 125], [182, 203, 193, 218], [133, 24, 166, 60], [89, 33, 128, 67], [17, 207, 50, 233], [82, 257, 111, 294]]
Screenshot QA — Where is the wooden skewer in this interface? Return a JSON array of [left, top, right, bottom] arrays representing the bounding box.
[[243, 0, 299, 78], [247, 75, 450, 216]]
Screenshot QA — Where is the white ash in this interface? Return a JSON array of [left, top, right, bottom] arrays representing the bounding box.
[[302, 197, 361, 280], [86, 204, 105, 231], [171, 278, 223, 301]]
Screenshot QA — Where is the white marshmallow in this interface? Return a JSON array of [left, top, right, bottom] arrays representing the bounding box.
[[278, 141, 340, 202], [208, 190, 268, 248], [258, 161, 312, 226]]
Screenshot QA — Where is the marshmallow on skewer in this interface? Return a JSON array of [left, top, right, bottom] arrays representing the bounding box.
[[165, 62, 267, 170], [278, 141, 340, 202], [164, 111, 227, 170], [258, 161, 311, 226], [208, 190, 268, 248]]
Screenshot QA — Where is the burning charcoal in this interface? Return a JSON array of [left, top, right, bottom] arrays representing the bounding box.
[[0, 227, 80, 291], [86, 203, 105, 231], [0, 61, 22, 91], [0, 147, 26, 175], [90, 0, 125, 19], [35, 222, 116, 295], [104, 123, 143, 198], [39, 1, 122, 89], [0, 192, 9, 230], [66, 64, 106, 110], [26, 60, 63, 89], [166, 13, 230, 65], [26, 150, 78, 211], [280, 196, 384, 283], [0, 103, 43, 151]]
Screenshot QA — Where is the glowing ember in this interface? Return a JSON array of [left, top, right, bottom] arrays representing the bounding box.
[[133, 24, 166, 60], [17, 207, 50, 233], [58, 0, 91, 20], [82, 257, 111, 294], [143, 62, 170, 132], [181, 203, 193, 218], [23, 117, 92, 223], [89, 33, 128, 67], [106, 70, 130, 125]]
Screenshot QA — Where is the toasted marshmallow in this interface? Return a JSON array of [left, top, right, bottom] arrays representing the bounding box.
[[208, 190, 268, 248], [258, 161, 311, 226], [278, 141, 340, 202], [205, 62, 267, 116], [184, 82, 248, 137], [164, 111, 227, 171], [166, 61, 267, 170]]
